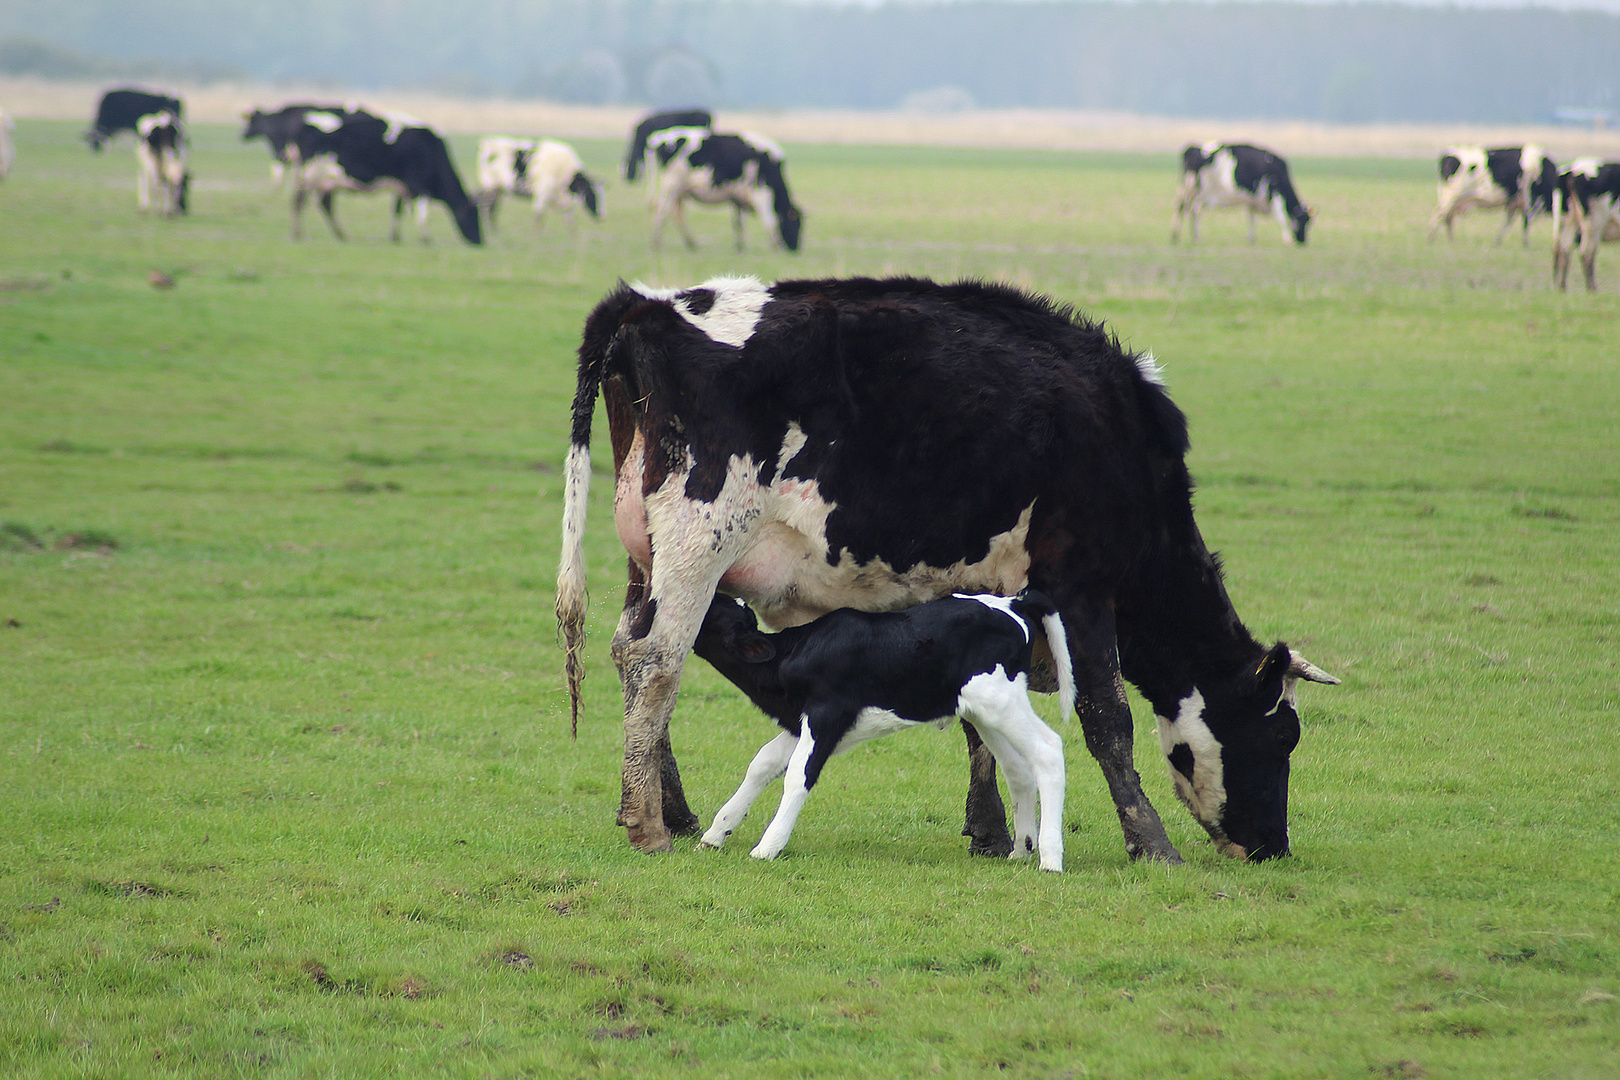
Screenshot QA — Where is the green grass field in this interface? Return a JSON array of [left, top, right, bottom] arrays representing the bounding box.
[[2, 118, 1617, 1079]]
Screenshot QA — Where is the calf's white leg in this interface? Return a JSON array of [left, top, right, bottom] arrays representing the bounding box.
[[700, 729, 798, 849], [961, 671, 1067, 872], [750, 717, 819, 860]]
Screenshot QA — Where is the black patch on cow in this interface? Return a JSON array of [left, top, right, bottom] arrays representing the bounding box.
[[569, 170, 601, 218], [679, 288, 716, 315], [1486, 148, 1525, 197], [513, 148, 531, 182], [1439, 154, 1462, 183], [1168, 743, 1196, 783]]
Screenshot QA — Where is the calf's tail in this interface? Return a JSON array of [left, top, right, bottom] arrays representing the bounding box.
[[1013, 591, 1075, 724]]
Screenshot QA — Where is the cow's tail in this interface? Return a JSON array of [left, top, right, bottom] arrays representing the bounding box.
[[557, 296, 622, 737], [1014, 591, 1075, 724]]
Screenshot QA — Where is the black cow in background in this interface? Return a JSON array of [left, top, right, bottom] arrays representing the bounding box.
[[87, 88, 182, 151], [290, 108, 482, 246], [624, 108, 712, 180], [243, 103, 341, 186]]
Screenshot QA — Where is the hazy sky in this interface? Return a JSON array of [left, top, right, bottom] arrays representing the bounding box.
[[818, 0, 1620, 11]]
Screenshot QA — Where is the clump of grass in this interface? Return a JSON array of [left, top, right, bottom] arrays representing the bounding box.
[[1, 522, 43, 551]]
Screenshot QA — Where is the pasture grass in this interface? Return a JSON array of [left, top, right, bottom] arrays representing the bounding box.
[[2, 118, 1617, 1078]]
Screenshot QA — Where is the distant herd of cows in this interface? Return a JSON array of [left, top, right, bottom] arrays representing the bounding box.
[[0, 87, 1615, 289]]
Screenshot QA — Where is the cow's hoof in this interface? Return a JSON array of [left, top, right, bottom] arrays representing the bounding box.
[[665, 810, 702, 838], [1125, 840, 1184, 865], [626, 824, 675, 854], [967, 834, 1015, 859]]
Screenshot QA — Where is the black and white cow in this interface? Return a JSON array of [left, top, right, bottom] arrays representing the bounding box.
[[624, 108, 712, 181], [1172, 142, 1312, 245], [1428, 145, 1559, 245], [1553, 158, 1620, 292], [557, 275, 1337, 865], [648, 130, 803, 252], [86, 88, 182, 151], [134, 110, 188, 215], [475, 136, 601, 232], [693, 591, 1073, 870], [290, 108, 482, 245], [242, 103, 341, 186]]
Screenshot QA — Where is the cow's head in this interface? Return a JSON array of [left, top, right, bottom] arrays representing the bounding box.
[[1289, 206, 1312, 245], [452, 201, 484, 245], [569, 171, 603, 219], [777, 205, 803, 252], [1156, 644, 1337, 861], [242, 110, 268, 141]]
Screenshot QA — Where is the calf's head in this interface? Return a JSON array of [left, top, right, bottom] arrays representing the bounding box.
[[1156, 644, 1337, 861]]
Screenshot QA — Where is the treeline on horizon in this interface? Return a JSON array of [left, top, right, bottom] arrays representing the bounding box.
[[1, 1, 1614, 124]]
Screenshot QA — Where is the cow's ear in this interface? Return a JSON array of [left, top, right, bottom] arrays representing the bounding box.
[[735, 633, 776, 664], [1252, 642, 1293, 691]]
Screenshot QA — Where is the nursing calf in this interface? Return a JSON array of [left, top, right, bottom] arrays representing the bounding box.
[[694, 592, 1073, 870]]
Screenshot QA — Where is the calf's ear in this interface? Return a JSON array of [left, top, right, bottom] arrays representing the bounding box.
[[733, 632, 776, 664]]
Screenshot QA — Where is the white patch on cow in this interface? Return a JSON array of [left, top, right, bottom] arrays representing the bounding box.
[[843, 706, 952, 750], [1571, 157, 1603, 180], [305, 110, 344, 134], [1134, 351, 1166, 386], [739, 131, 785, 160], [1154, 689, 1226, 824], [632, 275, 771, 347], [959, 593, 1031, 643], [380, 111, 424, 144]]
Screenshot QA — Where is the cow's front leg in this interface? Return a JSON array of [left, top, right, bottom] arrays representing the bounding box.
[[961, 720, 1013, 857], [1065, 601, 1183, 864]]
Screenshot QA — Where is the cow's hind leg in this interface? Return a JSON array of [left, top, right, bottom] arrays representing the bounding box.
[[610, 574, 704, 851], [319, 192, 347, 241], [1065, 601, 1182, 864], [961, 720, 1013, 857]]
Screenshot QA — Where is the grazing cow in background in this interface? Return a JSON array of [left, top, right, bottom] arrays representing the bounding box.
[[1428, 145, 1559, 245], [624, 108, 712, 181], [557, 275, 1337, 865], [134, 111, 188, 215], [1172, 142, 1312, 245], [1553, 159, 1620, 292], [86, 88, 182, 151], [0, 109, 14, 180], [242, 103, 340, 186], [475, 137, 602, 232], [693, 591, 1073, 870], [648, 130, 803, 251], [290, 108, 482, 245]]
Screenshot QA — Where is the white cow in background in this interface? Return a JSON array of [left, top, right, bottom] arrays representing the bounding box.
[[475, 137, 602, 233], [135, 111, 187, 215]]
